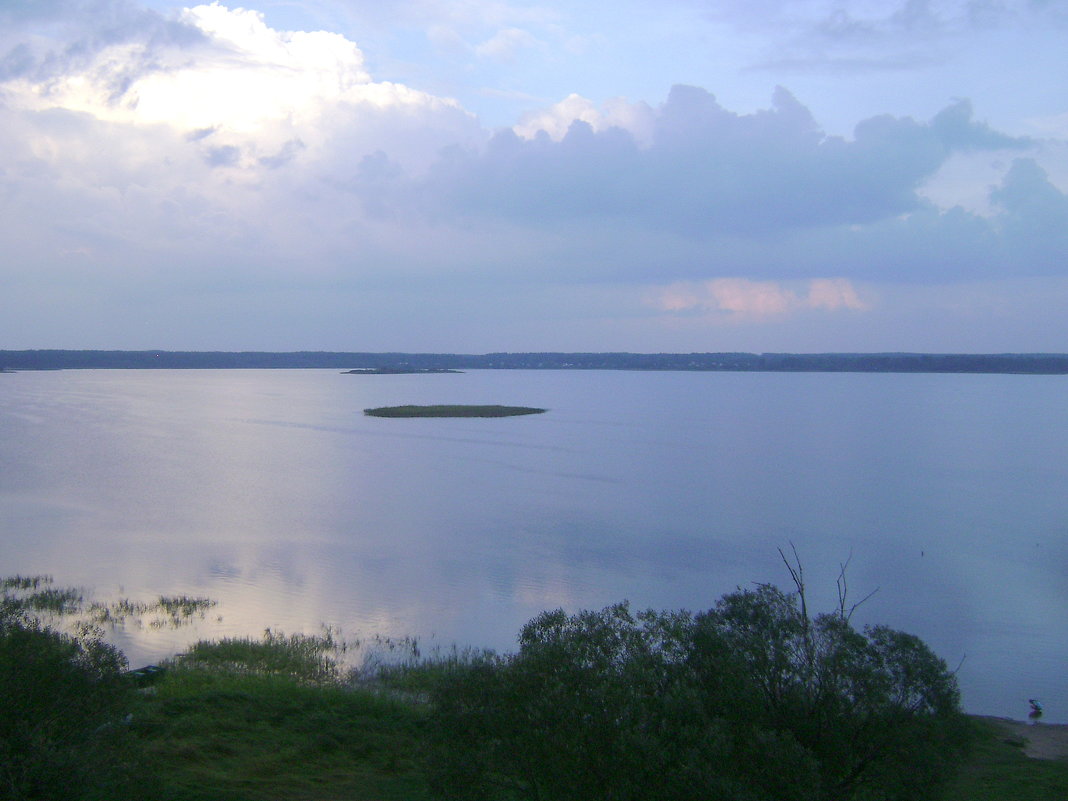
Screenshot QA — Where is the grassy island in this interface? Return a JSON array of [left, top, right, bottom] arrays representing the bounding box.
[[364, 404, 546, 418]]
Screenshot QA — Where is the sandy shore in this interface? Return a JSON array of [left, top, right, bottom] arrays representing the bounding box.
[[981, 717, 1068, 761]]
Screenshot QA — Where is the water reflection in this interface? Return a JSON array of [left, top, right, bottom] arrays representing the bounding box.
[[1, 368, 1066, 722]]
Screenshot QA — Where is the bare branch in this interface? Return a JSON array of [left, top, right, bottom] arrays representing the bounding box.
[[778, 542, 810, 637], [845, 587, 879, 621], [836, 551, 878, 621], [836, 552, 852, 619]]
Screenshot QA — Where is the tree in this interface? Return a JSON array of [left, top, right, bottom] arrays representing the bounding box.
[[688, 583, 969, 800], [425, 564, 970, 801]]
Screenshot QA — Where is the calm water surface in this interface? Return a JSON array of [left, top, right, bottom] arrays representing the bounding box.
[[1, 369, 1065, 722]]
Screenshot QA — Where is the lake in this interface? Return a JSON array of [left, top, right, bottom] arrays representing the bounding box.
[[1, 368, 1065, 722]]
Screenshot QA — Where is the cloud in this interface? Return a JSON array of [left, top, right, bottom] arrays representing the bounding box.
[[0, 2, 478, 168], [806, 278, 869, 310], [420, 85, 1029, 240], [514, 93, 656, 145], [0, 2, 1065, 351], [989, 157, 1068, 272], [0, 2, 487, 297], [0, 0, 205, 83], [475, 26, 539, 61], [710, 0, 1068, 72], [652, 277, 869, 318]]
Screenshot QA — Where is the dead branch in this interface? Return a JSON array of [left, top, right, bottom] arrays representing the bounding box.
[[836, 551, 878, 621], [778, 543, 808, 627]]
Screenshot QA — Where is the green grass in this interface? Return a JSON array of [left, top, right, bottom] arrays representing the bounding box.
[[363, 404, 546, 418], [134, 674, 429, 801], [130, 634, 434, 801], [944, 718, 1068, 801], [176, 631, 347, 684]]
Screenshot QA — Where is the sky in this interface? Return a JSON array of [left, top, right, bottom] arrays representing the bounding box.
[[1, 0, 1066, 353]]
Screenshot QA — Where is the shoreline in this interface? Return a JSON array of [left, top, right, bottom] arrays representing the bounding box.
[[978, 716, 1068, 760]]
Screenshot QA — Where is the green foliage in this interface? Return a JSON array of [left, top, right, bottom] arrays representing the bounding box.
[[690, 585, 971, 800], [0, 617, 154, 800], [0, 575, 215, 800], [426, 582, 971, 801], [372, 642, 498, 698], [13, 572, 1050, 801]]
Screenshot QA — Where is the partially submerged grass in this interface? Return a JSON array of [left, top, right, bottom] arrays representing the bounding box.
[[1, 574, 55, 591], [14, 585, 83, 615], [173, 630, 347, 685], [88, 595, 217, 629], [1, 575, 214, 632]]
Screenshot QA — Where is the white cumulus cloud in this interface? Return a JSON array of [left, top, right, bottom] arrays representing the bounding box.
[[1, 2, 473, 164], [514, 93, 655, 145]]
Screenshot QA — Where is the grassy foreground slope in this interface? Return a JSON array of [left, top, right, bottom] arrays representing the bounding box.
[[129, 657, 1068, 801], [134, 672, 430, 801], [4, 575, 1065, 800], [128, 633, 434, 801]]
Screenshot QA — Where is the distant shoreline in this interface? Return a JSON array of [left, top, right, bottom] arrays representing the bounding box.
[[3, 350, 1068, 374]]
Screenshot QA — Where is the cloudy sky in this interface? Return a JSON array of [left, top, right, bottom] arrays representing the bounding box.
[[2, 0, 1066, 352]]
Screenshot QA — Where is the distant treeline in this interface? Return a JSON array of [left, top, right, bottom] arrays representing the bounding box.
[[3, 350, 1068, 373]]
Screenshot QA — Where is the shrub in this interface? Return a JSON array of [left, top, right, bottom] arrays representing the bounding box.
[[0, 618, 151, 800], [425, 577, 970, 801]]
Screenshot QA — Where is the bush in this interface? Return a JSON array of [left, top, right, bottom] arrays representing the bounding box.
[[0, 618, 152, 800], [0, 576, 165, 800], [425, 580, 970, 801]]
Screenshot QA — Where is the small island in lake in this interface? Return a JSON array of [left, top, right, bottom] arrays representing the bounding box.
[[343, 367, 462, 374], [364, 404, 546, 418]]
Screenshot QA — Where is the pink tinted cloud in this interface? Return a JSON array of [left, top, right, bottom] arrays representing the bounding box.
[[805, 278, 868, 310], [652, 277, 869, 318]]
